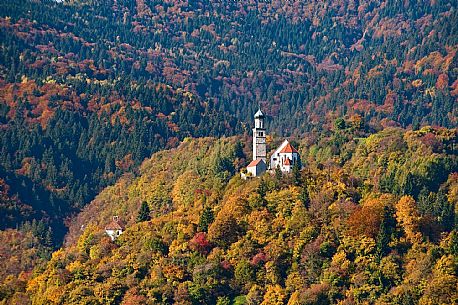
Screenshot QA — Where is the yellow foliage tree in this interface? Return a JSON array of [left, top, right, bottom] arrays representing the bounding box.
[[260, 284, 286, 305], [395, 196, 422, 244], [171, 170, 200, 209], [418, 254, 458, 304]]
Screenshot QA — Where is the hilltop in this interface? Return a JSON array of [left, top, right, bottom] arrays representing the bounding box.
[[1, 126, 455, 304]]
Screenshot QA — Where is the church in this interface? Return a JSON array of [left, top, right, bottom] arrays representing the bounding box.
[[244, 108, 301, 178]]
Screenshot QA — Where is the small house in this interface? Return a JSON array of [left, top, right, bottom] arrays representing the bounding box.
[[105, 216, 125, 241], [246, 158, 267, 177]]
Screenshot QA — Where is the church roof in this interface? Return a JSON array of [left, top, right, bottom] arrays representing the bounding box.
[[254, 109, 265, 118], [283, 158, 291, 165], [105, 216, 125, 231], [247, 159, 265, 167], [279, 142, 298, 154]]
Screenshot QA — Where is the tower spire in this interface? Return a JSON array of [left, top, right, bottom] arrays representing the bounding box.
[[253, 107, 266, 162]]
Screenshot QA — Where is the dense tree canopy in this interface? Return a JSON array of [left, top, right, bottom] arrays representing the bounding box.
[[1, 127, 454, 304], [0, 0, 457, 248], [0, 0, 457, 303]]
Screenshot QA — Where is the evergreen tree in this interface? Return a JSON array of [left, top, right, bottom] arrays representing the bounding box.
[[376, 206, 396, 261], [435, 189, 454, 231], [44, 227, 54, 248], [292, 163, 301, 186], [300, 185, 310, 209], [257, 179, 268, 199], [137, 201, 151, 222], [232, 141, 245, 159], [198, 206, 214, 232], [334, 117, 346, 130], [402, 172, 417, 196]]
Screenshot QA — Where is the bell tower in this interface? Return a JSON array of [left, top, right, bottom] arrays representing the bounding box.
[[253, 108, 267, 162]]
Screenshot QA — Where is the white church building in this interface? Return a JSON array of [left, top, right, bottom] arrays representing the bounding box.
[[270, 139, 300, 173], [243, 108, 301, 178]]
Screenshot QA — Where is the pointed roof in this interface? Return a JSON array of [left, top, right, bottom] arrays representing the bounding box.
[[247, 159, 265, 167], [279, 141, 298, 154], [284, 158, 291, 165], [105, 216, 125, 231], [271, 140, 289, 158], [254, 108, 265, 118]]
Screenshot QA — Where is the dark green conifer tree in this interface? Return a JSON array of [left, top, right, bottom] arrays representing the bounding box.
[[292, 163, 301, 186], [300, 186, 310, 210], [198, 206, 214, 232], [137, 201, 151, 222]]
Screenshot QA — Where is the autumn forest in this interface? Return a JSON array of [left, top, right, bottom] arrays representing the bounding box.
[[0, 0, 457, 304]]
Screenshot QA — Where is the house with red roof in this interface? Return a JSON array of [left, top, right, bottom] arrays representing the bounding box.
[[105, 216, 125, 241], [246, 158, 267, 177]]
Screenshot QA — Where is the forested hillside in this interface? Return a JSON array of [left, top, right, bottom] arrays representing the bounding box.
[[0, 0, 457, 303], [0, 0, 457, 245], [2, 126, 455, 304]]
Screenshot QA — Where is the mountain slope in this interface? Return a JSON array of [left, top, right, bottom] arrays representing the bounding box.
[[1, 0, 457, 131], [0, 0, 457, 245], [15, 127, 458, 305]]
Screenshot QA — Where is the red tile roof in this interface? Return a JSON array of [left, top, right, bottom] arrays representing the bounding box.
[[247, 159, 264, 167], [279, 142, 298, 154], [105, 217, 125, 230], [284, 158, 291, 165]]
